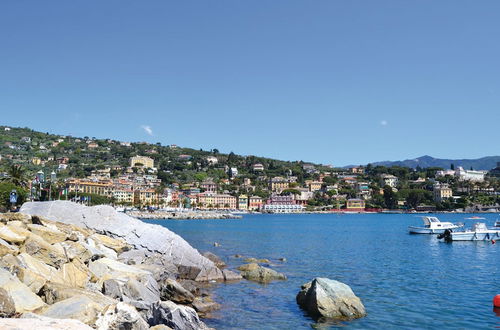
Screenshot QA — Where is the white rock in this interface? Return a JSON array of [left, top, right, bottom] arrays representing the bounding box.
[[20, 201, 223, 281]]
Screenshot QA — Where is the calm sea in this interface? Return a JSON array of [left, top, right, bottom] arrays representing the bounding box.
[[144, 213, 500, 329]]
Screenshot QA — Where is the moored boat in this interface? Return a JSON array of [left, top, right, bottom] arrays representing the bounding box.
[[408, 216, 464, 234], [437, 222, 500, 242]]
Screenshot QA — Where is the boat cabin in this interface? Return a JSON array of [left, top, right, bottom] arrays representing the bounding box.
[[471, 222, 488, 232], [422, 216, 443, 228]]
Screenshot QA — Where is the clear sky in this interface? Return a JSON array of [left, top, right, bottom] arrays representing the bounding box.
[[1, 1, 499, 166]]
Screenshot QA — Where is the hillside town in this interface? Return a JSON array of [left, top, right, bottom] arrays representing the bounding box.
[[2, 126, 500, 213]]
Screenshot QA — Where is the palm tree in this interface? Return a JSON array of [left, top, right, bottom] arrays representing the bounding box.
[[2, 164, 29, 189]]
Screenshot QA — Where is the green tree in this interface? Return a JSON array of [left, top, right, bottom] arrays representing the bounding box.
[[383, 186, 398, 209], [2, 164, 29, 189], [0, 182, 28, 211]]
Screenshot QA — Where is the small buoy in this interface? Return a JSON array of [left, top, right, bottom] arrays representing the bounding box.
[[494, 294, 500, 308], [492, 239, 496, 245]]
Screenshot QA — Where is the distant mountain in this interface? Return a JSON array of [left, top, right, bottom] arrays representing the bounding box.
[[367, 155, 500, 171]]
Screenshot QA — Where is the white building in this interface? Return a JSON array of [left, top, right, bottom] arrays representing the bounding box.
[[206, 156, 218, 165], [455, 167, 486, 182], [262, 204, 304, 213], [381, 174, 398, 188]]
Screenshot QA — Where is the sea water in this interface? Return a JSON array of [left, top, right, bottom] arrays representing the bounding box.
[[144, 213, 500, 329]]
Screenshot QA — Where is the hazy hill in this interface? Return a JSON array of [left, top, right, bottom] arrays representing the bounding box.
[[368, 155, 500, 171]]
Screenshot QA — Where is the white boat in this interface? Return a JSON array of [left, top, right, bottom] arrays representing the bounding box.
[[408, 216, 464, 234], [437, 222, 500, 242]]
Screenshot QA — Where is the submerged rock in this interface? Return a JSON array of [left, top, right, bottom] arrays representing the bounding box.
[[202, 251, 226, 269], [237, 263, 286, 283], [296, 277, 366, 321]]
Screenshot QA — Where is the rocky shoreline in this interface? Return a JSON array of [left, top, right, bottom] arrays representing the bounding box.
[[127, 210, 243, 220], [0, 200, 244, 329], [0, 200, 367, 329]]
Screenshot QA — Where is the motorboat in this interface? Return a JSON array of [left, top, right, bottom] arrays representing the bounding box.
[[437, 222, 500, 242], [408, 216, 464, 234]]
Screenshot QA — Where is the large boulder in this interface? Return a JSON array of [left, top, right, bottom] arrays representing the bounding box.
[[59, 259, 90, 288], [0, 238, 19, 257], [296, 277, 366, 321], [21, 201, 223, 282], [146, 300, 210, 330], [26, 224, 67, 244], [0, 267, 46, 313], [96, 302, 149, 330], [2, 314, 93, 329], [20, 233, 68, 267], [38, 295, 103, 325], [90, 233, 131, 253], [160, 279, 195, 304], [39, 282, 116, 307], [237, 263, 286, 283], [15, 252, 65, 292], [55, 241, 93, 264], [0, 223, 28, 244]]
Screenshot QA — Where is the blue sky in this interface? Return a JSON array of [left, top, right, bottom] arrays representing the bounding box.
[[1, 1, 499, 166]]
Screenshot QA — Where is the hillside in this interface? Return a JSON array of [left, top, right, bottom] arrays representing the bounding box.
[[367, 155, 500, 171], [0, 125, 332, 187]]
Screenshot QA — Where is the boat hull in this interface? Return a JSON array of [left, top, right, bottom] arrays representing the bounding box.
[[408, 225, 462, 235], [448, 231, 500, 241]]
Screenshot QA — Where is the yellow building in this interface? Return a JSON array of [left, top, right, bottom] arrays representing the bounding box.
[[66, 179, 113, 197], [306, 180, 323, 192], [197, 193, 215, 208], [270, 177, 290, 193], [113, 189, 134, 204], [133, 189, 158, 206], [130, 156, 154, 169], [346, 199, 365, 210], [433, 184, 452, 202], [238, 195, 248, 210], [197, 193, 237, 209]]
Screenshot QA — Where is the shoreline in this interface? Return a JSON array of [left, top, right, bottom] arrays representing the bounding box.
[[126, 210, 243, 220]]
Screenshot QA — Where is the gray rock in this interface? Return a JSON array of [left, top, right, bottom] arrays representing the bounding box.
[[96, 302, 149, 330], [0, 267, 46, 313], [39, 282, 116, 307], [103, 279, 123, 300], [202, 252, 226, 269], [222, 269, 242, 281], [160, 279, 195, 304], [122, 277, 160, 311], [21, 201, 223, 282], [296, 277, 366, 321], [237, 263, 287, 283], [146, 300, 209, 330], [9, 314, 93, 329], [40, 295, 103, 325], [191, 297, 220, 316], [0, 287, 16, 317]]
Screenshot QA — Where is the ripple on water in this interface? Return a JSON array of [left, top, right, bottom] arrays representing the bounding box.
[[145, 213, 500, 329]]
